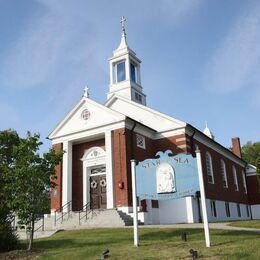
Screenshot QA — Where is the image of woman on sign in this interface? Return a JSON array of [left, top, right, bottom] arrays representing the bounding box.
[[156, 163, 176, 194]]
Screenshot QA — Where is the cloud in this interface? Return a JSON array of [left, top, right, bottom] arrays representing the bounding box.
[[203, 3, 260, 95]]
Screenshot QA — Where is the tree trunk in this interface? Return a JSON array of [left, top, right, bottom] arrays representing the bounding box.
[[27, 218, 34, 251]]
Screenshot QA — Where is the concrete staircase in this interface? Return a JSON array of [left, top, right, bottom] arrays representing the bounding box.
[[17, 208, 143, 239]]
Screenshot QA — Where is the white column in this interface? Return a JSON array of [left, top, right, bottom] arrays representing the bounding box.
[[62, 140, 72, 212], [186, 197, 194, 223], [105, 130, 114, 209]]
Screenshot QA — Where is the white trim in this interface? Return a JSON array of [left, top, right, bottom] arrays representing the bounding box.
[[192, 130, 246, 167], [52, 121, 125, 144], [62, 141, 72, 211], [105, 130, 114, 209], [106, 94, 186, 128], [82, 147, 107, 208], [49, 97, 125, 139]]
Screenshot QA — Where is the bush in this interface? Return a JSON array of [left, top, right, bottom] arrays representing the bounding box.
[[0, 221, 19, 253]]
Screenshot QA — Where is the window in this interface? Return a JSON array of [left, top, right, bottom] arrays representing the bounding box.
[[246, 205, 250, 217], [130, 63, 136, 82], [237, 203, 241, 217], [151, 200, 159, 208], [114, 61, 126, 83], [136, 134, 146, 149], [225, 202, 230, 217], [210, 200, 217, 217], [135, 92, 142, 103], [232, 166, 239, 191], [91, 166, 106, 175], [206, 152, 214, 183], [242, 170, 247, 193], [220, 160, 228, 188]]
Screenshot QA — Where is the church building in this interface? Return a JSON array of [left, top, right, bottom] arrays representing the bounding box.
[[49, 18, 260, 224]]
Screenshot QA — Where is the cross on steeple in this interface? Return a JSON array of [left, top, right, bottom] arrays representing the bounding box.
[[120, 16, 126, 36]]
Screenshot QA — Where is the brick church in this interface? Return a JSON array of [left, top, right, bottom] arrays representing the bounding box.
[[49, 18, 260, 224]]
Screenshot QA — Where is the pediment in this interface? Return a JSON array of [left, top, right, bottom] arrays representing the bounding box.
[[49, 97, 125, 139], [106, 95, 186, 132]]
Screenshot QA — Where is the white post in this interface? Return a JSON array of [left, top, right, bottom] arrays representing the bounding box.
[[131, 159, 139, 247], [196, 149, 211, 247]]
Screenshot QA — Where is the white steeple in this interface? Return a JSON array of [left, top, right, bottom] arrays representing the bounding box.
[[203, 122, 215, 140], [107, 17, 146, 105]]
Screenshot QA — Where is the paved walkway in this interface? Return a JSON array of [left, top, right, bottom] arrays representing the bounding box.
[[140, 222, 260, 233]]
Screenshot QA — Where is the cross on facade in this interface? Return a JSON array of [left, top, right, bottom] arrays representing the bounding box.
[[120, 16, 126, 35]]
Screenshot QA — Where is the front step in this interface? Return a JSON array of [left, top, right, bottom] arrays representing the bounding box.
[[17, 209, 144, 239], [117, 210, 143, 226]]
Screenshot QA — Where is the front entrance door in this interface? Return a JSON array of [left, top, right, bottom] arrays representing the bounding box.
[[90, 174, 107, 209]]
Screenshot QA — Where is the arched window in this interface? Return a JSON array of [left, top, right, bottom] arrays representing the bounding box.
[[205, 152, 214, 183], [232, 166, 239, 191], [220, 159, 228, 188], [241, 170, 247, 193]]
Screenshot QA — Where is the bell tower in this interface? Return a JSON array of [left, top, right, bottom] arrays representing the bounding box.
[[107, 17, 146, 106]]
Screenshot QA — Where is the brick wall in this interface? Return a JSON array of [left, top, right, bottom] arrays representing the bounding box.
[[247, 175, 260, 205], [113, 128, 132, 207], [72, 139, 105, 211], [115, 130, 250, 206], [195, 140, 249, 204], [51, 143, 63, 211]]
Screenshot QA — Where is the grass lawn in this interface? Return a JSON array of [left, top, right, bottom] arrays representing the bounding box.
[[2, 227, 260, 259], [228, 220, 260, 229]]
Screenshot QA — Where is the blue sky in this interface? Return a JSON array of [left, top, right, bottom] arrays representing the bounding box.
[[0, 0, 259, 152]]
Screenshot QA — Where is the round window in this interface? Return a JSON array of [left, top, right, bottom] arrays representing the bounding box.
[[81, 109, 90, 120]]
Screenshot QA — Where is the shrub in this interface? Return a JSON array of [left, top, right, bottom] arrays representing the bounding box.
[[0, 220, 19, 253]]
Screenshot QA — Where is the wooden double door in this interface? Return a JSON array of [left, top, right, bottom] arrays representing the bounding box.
[[90, 174, 107, 209]]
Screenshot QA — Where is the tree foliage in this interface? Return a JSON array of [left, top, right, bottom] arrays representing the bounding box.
[[242, 141, 260, 177], [0, 129, 63, 251], [0, 130, 20, 252]]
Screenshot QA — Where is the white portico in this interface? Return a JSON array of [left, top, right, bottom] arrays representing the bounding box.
[[49, 93, 126, 212]]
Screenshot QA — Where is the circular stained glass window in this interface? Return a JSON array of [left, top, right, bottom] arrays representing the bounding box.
[[81, 109, 90, 120]]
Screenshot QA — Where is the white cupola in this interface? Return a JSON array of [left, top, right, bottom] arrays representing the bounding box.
[[203, 122, 215, 140], [107, 17, 146, 106]]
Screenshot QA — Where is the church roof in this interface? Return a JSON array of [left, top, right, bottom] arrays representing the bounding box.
[[105, 94, 186, 133]]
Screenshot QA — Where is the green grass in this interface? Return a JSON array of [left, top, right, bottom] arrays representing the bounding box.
[[228, 220, 260, 229], [2, 228, 260, 259]]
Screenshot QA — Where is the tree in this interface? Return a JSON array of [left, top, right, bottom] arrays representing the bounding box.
[[0, 130, 20, 252], [242, 141, 260, 178], [0, 130, 63, 251], [10, 132, 63, 251]]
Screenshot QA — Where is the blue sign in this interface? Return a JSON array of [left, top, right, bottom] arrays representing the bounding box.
[[136, 150, 200, 200]]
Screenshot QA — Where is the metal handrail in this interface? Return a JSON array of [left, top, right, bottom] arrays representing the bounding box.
[[78, 202, 94, 225], [54, 200, 72, 226], [34, 216, 44, 232]]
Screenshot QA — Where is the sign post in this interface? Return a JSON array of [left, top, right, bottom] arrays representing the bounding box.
[[131, 159, 139, 247], [195, 149, 211, 247]]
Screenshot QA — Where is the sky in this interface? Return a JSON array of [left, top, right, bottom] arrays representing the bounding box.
[[0, 0, 259, 152]]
